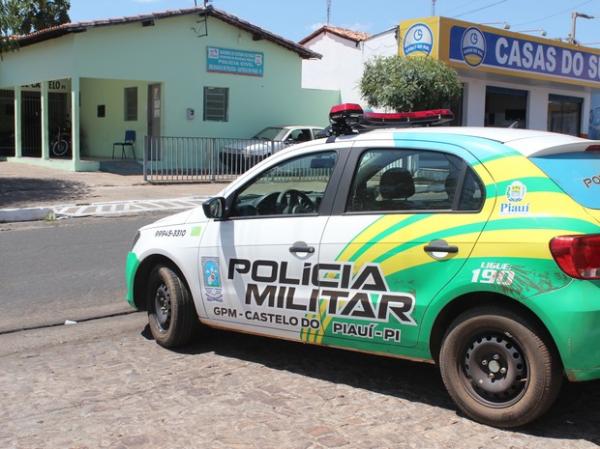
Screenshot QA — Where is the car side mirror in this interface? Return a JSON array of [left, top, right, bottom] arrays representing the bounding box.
[[203, 197, 226, 220]]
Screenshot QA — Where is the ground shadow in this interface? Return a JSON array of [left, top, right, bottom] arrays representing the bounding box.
[[152, 324, 600, 444], [0, 177, 90, 208]]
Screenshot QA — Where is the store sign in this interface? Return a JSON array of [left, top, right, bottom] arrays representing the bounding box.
[[449, 25, 600, 85], [207, 46, 264, 77], [403, 23, 433, 56], [23, 80, 69, 92]]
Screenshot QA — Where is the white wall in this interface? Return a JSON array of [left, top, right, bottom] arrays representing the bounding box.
[[362, 29, 397, 60], [302, 33, 364, 103], [302, 28, 397, 105]]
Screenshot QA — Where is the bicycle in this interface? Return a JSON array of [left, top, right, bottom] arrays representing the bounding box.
[[51, 127, 70, 157]]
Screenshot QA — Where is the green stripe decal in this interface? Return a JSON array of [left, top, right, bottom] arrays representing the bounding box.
[[346, 214, 432, 262], [493, 177, 562, 195], [473, 151, 519, 165], [125, 251, 140, 308], [335, 215, 386, 261], [372, 216, 599, 265]]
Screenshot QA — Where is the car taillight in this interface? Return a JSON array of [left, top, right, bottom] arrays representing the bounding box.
[[549, 234, 600, 279]]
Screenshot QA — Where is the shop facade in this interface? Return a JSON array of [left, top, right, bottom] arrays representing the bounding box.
[[0, 7, 339, 171], [302, 17, 600, 137], [399, 17, 600, 136]]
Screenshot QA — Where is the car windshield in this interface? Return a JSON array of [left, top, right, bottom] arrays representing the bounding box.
[[253, 127, 284, 140], [530, 150, 600, 209]]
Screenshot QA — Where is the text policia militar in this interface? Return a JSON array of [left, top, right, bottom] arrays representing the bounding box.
[[227, 258, 416, 325]]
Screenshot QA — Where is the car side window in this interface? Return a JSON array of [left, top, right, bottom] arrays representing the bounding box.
[[347, 148, 484, 212], [231, 151, 337, 217], [287, 129, 312, 143]]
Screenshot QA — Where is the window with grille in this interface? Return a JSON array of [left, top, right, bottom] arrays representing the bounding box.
[[204, 87, 229, 122], [124, 87, 138, 121]]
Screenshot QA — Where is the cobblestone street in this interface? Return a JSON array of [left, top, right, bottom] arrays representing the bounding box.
[[2, 313, 599, 449]]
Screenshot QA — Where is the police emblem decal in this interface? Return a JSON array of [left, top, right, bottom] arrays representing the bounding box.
[[202, 257, 223, 302], [506, 181, 527, 202], [500, 181, 530, 215]]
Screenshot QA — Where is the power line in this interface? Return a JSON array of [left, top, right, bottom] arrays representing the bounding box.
[[441, 0, 486, 16], [453, 0, 508, 19], [513, 0, 595, 27]]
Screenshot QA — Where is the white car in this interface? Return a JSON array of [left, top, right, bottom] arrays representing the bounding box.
[[219, 126, 324, 170], [125, 104, 600, 428]]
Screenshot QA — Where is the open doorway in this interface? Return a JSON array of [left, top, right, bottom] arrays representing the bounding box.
[[0, 90, 14, 157], [548, 94, 582, 136], [485, 86, 528, 129]]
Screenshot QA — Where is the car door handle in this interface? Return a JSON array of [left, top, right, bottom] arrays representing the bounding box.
[[289, 245, 315, 254], [423, 240, 459, 254]]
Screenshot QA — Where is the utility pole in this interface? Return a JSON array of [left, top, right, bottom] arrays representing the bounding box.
[[432, 0, 437, 16], [326, 0, 332, 25], [569, 11, 594, 44]]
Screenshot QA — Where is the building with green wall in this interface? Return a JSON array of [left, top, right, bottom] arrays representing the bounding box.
[[0, 7, 340, 171]]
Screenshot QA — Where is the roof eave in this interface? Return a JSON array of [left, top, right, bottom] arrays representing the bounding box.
[[299, 26, 367, 45], [12, 6, 322, 60]]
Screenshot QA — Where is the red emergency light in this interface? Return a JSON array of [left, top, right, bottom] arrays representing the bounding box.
[[328, 103, 454, 137]]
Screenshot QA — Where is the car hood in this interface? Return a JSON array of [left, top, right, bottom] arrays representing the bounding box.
[[140, 209, 196, 230]]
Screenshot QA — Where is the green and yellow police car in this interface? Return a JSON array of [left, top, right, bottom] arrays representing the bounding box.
[[125, 104, 600, 427]]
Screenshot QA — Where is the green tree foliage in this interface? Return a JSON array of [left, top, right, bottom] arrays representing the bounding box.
[[10, 0, 71, 35], [1, 0, 70, 56], [360, 56, 461, 112]]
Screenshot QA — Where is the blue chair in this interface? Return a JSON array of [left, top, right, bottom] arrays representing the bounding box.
[[113, 130, 136, 159]]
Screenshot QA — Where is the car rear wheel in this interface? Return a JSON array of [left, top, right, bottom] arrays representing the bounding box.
[[147, 265, 196, 348], [439, 306, 562, 428]]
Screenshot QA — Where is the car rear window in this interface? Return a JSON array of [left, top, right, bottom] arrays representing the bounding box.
[[530, 151, 600, 209]]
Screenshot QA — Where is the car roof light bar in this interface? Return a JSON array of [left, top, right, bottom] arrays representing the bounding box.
[[328, 103, 454, 137]]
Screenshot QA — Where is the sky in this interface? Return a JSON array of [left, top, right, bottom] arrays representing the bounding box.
[[69, 0, 600, 46]]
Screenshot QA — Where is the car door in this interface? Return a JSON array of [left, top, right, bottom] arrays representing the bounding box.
[[315, 140, 495, 350], [199, 146, 349, 341]]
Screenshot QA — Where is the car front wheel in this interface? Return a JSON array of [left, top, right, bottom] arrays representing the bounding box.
[[439, 306, 563, 428], [147, 265, 196, 348]]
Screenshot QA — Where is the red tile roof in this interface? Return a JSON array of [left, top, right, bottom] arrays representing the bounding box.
[[299, 25, 370, 45], [12, 6, 320, 59]]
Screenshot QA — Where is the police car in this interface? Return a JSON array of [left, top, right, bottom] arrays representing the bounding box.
[[125, 104, 600, 428]]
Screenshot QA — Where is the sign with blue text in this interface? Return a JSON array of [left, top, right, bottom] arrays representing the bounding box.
[[449, 25, 600, 86], [207, 47, 264, 77]]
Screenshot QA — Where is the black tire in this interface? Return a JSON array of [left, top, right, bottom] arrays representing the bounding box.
[[147, 265, 196, 348], [439, 306, 562, 428]]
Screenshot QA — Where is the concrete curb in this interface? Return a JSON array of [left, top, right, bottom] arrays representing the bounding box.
[[0, 207, 54, 223]]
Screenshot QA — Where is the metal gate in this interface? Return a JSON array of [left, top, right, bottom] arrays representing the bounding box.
[[144, 136, 285, 183]]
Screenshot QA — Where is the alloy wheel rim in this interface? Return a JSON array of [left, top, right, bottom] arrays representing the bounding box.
[[461, 332, 528, 407], [154, 283, 171, 331]]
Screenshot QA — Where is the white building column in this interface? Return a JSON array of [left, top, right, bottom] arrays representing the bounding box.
[[14, 86, 22, 158], [527, 88, 548, 131], [41, 81, 50, 160], [71, 77, 81, 170], [463, 79, 486, 127]]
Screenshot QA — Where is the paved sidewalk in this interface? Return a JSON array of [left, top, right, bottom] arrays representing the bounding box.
[[2, 313, 600, 449], [0, 160, 225, 210]]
